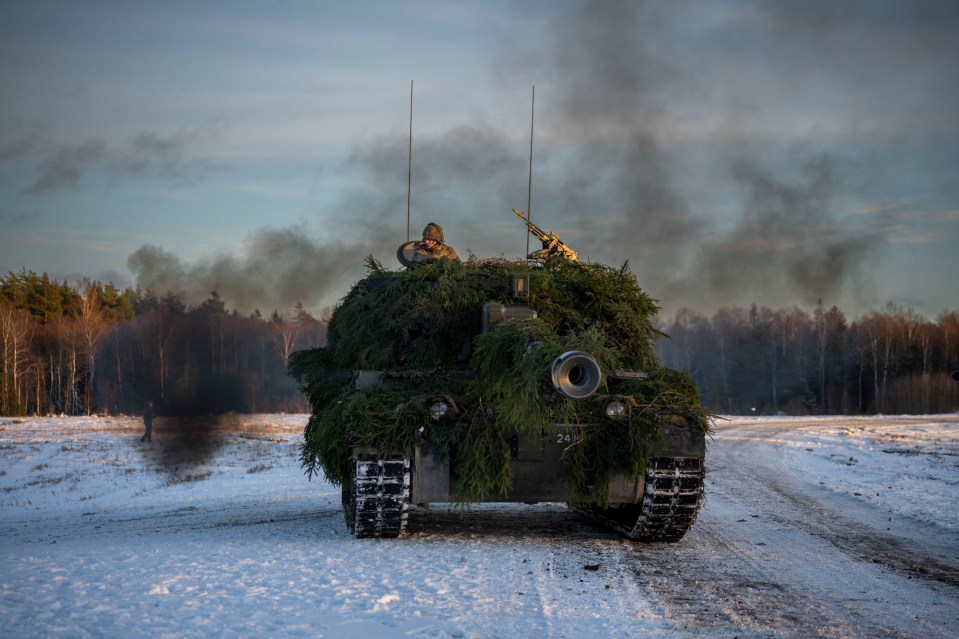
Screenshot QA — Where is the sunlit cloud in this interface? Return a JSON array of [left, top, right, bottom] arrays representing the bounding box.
[[0, 227, 127, 253], [851, 198, 915, 216]]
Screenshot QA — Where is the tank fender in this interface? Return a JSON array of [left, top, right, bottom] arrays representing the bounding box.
[[657, 424, 706, 459]]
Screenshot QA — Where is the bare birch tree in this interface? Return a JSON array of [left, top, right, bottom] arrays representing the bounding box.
[[0, 300, 32, 415]]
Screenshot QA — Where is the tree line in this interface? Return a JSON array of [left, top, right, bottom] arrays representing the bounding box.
[[656, 302, 959, 415], [0, 270, 325, 417], [3, 270, 957, 417]]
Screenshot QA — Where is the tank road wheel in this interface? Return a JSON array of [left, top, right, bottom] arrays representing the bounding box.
[[342, 451, 410, 539], [591, 457, 704, 542]]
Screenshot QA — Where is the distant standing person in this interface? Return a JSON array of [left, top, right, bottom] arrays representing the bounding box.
[[140, 401, 154, 443]]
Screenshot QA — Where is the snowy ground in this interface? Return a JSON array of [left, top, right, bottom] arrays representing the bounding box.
[[1, 413, 957, 638]]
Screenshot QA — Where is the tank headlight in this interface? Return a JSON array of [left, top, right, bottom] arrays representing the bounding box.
[[429, 401, 450, 421], [604, 399, 627, 419]]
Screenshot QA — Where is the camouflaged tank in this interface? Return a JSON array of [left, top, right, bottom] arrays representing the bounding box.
[[289, 216, 711, 541]]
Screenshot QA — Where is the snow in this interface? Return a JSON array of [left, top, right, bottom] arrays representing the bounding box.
[[1, 413, 957, 638], [717, 414, 959, 531]]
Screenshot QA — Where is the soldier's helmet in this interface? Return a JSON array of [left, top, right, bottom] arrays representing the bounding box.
[[422, 222, 444, 243]]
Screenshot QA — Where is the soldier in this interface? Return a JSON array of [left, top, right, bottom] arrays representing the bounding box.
[[140, 400, 154, 443], [412, 222, 459, 263]]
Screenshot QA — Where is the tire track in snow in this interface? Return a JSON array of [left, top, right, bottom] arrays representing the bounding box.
[[627, 497, 872, 638], [718, 419, 959, 589], [405, 504, 670, 637], [664, 418, 959, 638]]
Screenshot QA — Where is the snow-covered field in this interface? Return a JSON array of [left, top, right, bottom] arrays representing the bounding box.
[[1, 413, 957, 638]]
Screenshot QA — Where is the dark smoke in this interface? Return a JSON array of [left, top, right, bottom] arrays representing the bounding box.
[[26, 139, 108, 195], [128, 0, 916, 319], [493, 0, 705, 278], [138, 412, 245, 477], [344, 121, 530, 250], [128, 226, 369, 315], [490, 0, 892, 314], [130, 126, 525, 316], [125, 118, 536, 316], [685, 154, 880, 309], [1, 122, 222, 195], [151, 416, 225, 473]]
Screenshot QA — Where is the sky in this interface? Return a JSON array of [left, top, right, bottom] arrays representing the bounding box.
[[1, 0, 957, 319]]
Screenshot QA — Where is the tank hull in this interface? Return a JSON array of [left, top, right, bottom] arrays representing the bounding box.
[[411, 423, 704, 506], [342, 423, 705, 541]]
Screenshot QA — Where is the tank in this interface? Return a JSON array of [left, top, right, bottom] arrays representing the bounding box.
[[288, 224, 711, 542]]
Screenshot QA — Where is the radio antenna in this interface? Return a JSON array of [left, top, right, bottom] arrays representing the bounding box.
[[526, 86, 535, 259], [407, 80, 414, 242]]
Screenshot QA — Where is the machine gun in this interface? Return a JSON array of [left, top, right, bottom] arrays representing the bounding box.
[[512, 209, 580, 263]]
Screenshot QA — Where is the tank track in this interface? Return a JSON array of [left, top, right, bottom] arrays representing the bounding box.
[[584, 457, 704, 542], [342, 451, 410, 538]]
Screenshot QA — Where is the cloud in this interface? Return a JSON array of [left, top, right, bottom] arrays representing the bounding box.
[[851, 198, 915, 216], [0, 227, 119, 253]]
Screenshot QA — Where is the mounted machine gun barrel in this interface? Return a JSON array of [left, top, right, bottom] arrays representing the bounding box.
[[512, 209, 580, 263]]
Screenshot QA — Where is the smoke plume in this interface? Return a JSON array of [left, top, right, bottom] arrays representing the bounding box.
[[1, 122, 223, 195], [489, 0, 890, 314], [125, 117, 541, 316], [128, 0, 917, 318], [685, 154, 879, 309], [128, 226, 381, 315]]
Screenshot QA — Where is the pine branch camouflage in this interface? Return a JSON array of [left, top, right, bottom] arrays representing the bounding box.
[[289, 256, 711, 504]]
